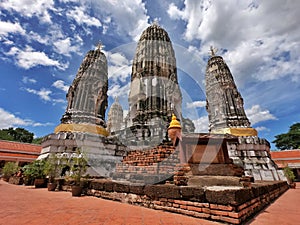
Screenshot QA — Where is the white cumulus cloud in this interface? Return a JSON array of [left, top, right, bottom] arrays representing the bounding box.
[[192, 116, 209, 133], [52, 80, 69, 92], [0, 108, 31, 129], [0, 21, 25, 37], [66, 6, 102, 27], [168, 0, 300, 85], [22, 76, 37, 84], [25, 88, 52, 101], [245, 105, 277, 125], [186, 101, 206, 109], [0, 0, 54, 23], [53, 37, 81, 56], [107, 51, 132, 83], [6, 46, 64, 70]]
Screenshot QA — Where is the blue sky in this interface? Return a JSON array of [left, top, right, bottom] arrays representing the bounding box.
[[0, 0, 299, 150]]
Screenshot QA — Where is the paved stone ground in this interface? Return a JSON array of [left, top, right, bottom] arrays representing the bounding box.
[[0, 180, 299, 225], [246, 182, 300, 225], [0, 180, 219, 225]]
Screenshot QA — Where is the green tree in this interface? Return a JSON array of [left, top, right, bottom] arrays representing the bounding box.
[[0, 130, 14, 141], [0, 127, 34, 143], [32, 137, 43, 145], [272, 123, 300, 150]]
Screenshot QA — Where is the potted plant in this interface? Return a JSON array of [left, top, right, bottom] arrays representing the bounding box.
[[23, 160, 47, 188], [284, 166, 296, 188], [44, 154, 61, 191], [2, 162, 19, 182], [69, 149, 88, 197]]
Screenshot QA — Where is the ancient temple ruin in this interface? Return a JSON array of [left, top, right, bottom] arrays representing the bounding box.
[[37, 23, 290, 224], [40, 23, 285, 182], [205, 47, 285, 181], [40, 45, 125, 177], [57, 43, 108, 135], [107, 97, 123, 133], [124, 23, 182, 146]]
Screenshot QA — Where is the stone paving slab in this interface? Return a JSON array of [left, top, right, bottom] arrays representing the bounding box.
[[0, 180, 219, 225], [0, 180, 299, 225], [246, 182, 300, 225]]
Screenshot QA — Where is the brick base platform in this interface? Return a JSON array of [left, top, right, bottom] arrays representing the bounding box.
[[60, 179, 288, 224]]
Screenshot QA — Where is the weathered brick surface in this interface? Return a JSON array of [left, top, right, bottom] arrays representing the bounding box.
[[62, 179, 288, 224], [205, 188, 253, 205], [180, 186, 205, 201], [113, 182, 130, 193], [144, 185, 182, 199]]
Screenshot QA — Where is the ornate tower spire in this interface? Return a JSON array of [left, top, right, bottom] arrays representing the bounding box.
[[205, 49, 257, 136], [56, 46, 109, 136], [107, 97, 124, 133], [127, 23, 182, 143]]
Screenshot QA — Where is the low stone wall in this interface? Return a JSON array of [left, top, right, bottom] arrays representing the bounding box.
[[61, 179, 288, 224]]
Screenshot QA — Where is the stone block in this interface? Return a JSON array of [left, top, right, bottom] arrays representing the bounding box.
[[205, 188, 253, 206], [180, 186, 205, 202], [103, 180, 114, 192], [188, 176, 242, 187], [144, 185, 181, 199], [113, 182, 130, 193], [251, 169, 262, 180], [89, 180, 105, 191], [260, 170, 275, 181]]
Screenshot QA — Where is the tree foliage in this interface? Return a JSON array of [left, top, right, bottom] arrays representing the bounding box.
[[32, 137, 43, 145], [0, 127, 34, 143], [272, 123, 300, 150]]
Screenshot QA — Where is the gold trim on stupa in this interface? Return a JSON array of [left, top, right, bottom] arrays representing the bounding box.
[[211, 127, 258, 136], [54, 124, 109, 136]]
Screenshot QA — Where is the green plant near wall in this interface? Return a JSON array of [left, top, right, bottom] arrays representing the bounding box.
[[283, 166, 295, 183], [44, 154, 61, 183], [2, 162, 19, 178], [69, 149, 88, 186], [23, 160, 47, 180]]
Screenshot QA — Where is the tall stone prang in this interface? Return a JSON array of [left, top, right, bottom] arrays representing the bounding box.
[[127, 22, 182, 144], [205, 47, 285, 181], [56, 43, 108, 136], [40, 45, 125, 177], [205, 47, 257, 136]]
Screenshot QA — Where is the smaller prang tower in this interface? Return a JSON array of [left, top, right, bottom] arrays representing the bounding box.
[[107, 97, 124, 134], [56, 43, 108, 136], [205, 47, 257, 136], [40, 44, 124, 178]]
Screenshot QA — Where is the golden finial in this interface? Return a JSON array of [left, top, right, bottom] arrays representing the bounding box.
[[168, 114, 181, 129]]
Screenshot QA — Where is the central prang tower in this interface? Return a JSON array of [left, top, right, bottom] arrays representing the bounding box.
[[126, 22, 182, 144]]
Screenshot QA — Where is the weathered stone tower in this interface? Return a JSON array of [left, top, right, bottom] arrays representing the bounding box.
[[40, 45, 125, 177], [205, 47, 285, 181], [56, 44, 108, 136], [205, 47, 257, 136], [127, 22, 182, 145], [107, 97, 124, 134]]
